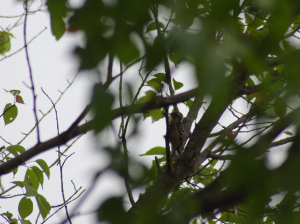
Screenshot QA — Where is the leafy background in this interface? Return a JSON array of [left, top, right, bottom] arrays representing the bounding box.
[[1, 1, 199, 223], [1, 0, 300, 223]]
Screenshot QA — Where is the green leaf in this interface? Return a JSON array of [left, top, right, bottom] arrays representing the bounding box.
[[145, 35, 165, 69], [293, 15, 300, 29], [7, 145, 25, 157], [4, 89, 21, 96], [174, 3, 195, 29], [140, 146, 166, 156], [145, 22, 165, 33], [274, 97, 287, 118], [0, 31, 14, 55], [184, 99, 194, 109], [32, 166, 44, 187], [282, 40, 293, 54], [91, 84, 114, 133], [143, 109, 164, 122], [172, 78, 184, 90], [245, 78, 256, 101], [245, 77, 255, 87], [169, 43, 185, 66], [191, 218, 197, 224], [15, 145, 25, 153], [267, 79, 285, 92], [24, 169, 39, 191], [147, 78, 163, 91], [46, 0, 69, 40], [167, 188, 193, 209], [18, 197, 33, 219], [7, 146, 19, 157], [25, 185, 38, 197], [284, 131, 293, 136], [1, 212, 13, 219], [193, 175, 213, 186], [137, 90, 156, 103], [244, 12, 253, 25], [153, 73, 167, 83], [252, 15, 265, 29], [148, 156, 166, 177], [36, 194, 51, 219], [97, 197, 126, 223], [219, 212, 242, 223], [11, 218, 18, 224], [12, 181, 25, 188], [36, 159, 50, 179], [21, 220, 32, 224], [209, 159, 218, 168], [3, 103, 18, 125], [13, 165, 18, 176], [113, 36, 140, 65]]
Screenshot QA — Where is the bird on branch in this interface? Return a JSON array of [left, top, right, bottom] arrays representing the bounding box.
[[169, 111, 185, 159]]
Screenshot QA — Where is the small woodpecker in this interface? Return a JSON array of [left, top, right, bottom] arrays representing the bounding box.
[[169, 111, 184, 159]]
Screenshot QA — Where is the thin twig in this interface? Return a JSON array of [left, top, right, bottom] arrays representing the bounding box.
[[42, 189, 86, 224], [106, 53, 114, 85], [0, 136, 12, 145], [0, 27, 47, 62], [119, 62, 135, 206], [41, 87, 72, 224], [58, 171, 103, 224], [0, 185, 17, 196], [35, 212, 40, 224], [62, 152, 75, 168], [0, 214, 10, 223], [105, 55, 146, 86], [51, 186, 83, 208], [0, 193, 25, 198], [122, 59, 152, 138], [187, 159, 214, 179], [0, 12, 35, 18], [24, 1, 40, 143], [18, 72, 79, 145], [49, 134, 84, 168], [151, 5, 178, 111]]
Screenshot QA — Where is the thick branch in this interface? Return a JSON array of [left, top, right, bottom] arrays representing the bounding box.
[[0, 89, 198, 175], [208, 152, 234, 160], [127, 66, 249, 215], [177, 94, 205, 156], [159, 107, 300, 223], [268, 136, 295, 149], [183, 70, 248, 163]]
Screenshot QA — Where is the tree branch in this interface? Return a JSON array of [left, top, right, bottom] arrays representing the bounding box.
[[0, 88, 198, 175], [162, 109, 300, 223], [41, 88, 72, 224], [127, 65, 250, 216], [268, 136, 295, 149], [23, 1, 40, 143], [152, 5, 178, 111]]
